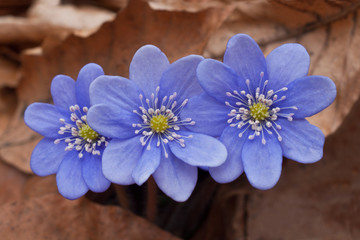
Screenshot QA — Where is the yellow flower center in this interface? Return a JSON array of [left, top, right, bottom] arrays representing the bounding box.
[[150, 115, 169, 133], [250, 103, 270, 121], [78, 124, 99, 140]]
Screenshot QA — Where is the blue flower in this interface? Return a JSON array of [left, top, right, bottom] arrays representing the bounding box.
[[24, 63, 111, 199], [87, 45, 227, 202], [181, 34, 337, 190]]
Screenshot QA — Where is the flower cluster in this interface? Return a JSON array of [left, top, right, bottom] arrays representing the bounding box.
[[25, 34, 336, 201]]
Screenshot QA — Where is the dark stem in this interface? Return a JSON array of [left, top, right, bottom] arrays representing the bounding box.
[[146, 176, 157, 222], [113, 184, 129, 210]]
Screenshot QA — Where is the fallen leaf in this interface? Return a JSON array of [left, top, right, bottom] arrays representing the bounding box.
[[0, 16, 67, 45], [0, 56, 20, 88], [62, 0, 128, 11], [0, 159, 28, 206], [148, 0, 225, 12], [0, 193, 181, 240], [28, 0, 116, 37], [22, 175, 60, 199], [0, 101, 38, 173], [0, 0, 115, 45], [0, 0, 32, 16]]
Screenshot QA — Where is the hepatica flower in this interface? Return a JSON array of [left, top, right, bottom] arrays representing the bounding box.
[[87, 45, 227, 201], [181, 34, 336, 189], [24, 63, 111, 199]]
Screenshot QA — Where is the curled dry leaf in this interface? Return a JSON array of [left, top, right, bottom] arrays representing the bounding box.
[[0, 0, 115, 45], [0, 16, 68, 45], [204, 0, 360, 136], [0, 0, 229, 173], [0, 193, 181, 240], [148, 0, 226, 12], [28, 0, 117, 37], [62, 0, 129, 11]]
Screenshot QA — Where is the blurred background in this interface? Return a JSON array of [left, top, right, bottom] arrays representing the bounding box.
[[0, 0, 358, 239]]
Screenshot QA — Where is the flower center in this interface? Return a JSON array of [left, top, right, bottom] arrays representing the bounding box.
[[132, 86, 195, 158], [225, 72, 298, 144], [249, 102, 269, 121], [54, 105, 108, 158], [150, 115, 169, 133], [79, 124, 99, 140]]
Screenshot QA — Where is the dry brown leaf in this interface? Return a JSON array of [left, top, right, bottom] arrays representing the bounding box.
[[0, 193, 180, 240], [0, 16, 67, 45], [28, 0, 116, 37], [0, 160, 28, 206], [62, 0, 128, 11], [0, 56, 20, 88], [192, 95, 360, 240], [0, 0, 115, 45], [0, 0, 229, 173], [18, 0, 230, 104], [0, 0, 32, 16], [22, 175, 58, 199], [204, 0, 360, 136], [0, 101, 38, 173], [148, 0, 225, 12]]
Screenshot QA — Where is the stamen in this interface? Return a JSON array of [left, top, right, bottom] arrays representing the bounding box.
[[132, 89, 193, 150], [224, 71, 295, 144], [55, 105, 108, 158]]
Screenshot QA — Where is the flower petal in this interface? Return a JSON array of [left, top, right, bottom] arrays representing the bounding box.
[[242, 134, 283, 190], [56, 151, 88, 200], [102, 137, 143, 185], [280, 75, 336, 118], [180, 93, 229, 137], [277, 118, 324, 163], [209, 126, 249, 183], [153, 148, 197, 202], [129, 45, 170, 98], [223, 34, 268, 93], [82, 153, 111, 192], [24, 103, 63, 138], [132, 139, 161, 185], [51, 75, 76, 110], [30, 138, 67, 176], [89, 75, 141, 112], [159, 55, 204, 104], [168, 131, 227, 167], [87, 104, 140, 139], [75, 63, 104, 108], [197, 59, 246, 103], [266, 43, 310, 90]]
